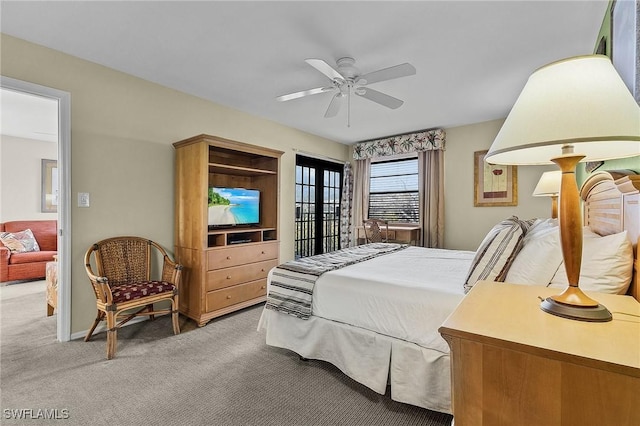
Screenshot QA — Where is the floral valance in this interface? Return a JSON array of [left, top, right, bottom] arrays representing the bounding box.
[[353, 128, 445, 160]]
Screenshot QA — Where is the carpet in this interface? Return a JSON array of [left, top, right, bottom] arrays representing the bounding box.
[[0, 287, 453, 426]]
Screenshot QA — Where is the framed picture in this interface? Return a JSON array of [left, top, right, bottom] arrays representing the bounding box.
[[41, 159, 58, 213], [611, 0, 640, 103], [474, 150, 517, 207]]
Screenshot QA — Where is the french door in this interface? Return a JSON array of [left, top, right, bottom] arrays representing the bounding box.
[[295, 155, 343, 258]]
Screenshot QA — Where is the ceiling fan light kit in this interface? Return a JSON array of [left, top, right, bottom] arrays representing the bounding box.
[[277, 57, 416, 127]]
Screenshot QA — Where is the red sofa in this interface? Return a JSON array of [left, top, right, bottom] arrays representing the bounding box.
[[0, 220, 57, 283]]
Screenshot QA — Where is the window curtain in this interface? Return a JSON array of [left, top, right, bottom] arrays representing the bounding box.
[[418, 150, 444, 248], [340, 162, 354, 248], [350, 158, 371, 246], [352, 128, 445, 247]]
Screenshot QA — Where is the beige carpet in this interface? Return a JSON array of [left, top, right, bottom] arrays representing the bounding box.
[[0, 281, 453, 425]]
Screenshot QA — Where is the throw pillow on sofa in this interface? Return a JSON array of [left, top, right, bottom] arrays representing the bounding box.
[[0, 229, 41, 253]]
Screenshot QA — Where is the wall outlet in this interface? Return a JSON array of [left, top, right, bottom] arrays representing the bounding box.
[[78, 192, 90, 208]]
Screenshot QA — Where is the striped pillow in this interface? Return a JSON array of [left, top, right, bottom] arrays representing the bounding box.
[[464, 217, 529, 293]]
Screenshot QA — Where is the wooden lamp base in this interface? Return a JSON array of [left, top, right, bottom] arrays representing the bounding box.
[[543, 153, 612, 322], [541, 291, 612, 322]]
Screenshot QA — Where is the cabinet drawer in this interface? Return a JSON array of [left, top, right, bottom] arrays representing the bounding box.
[[207, 242, 278, 270], [206, 279, 267, 312], [206, 259, 278, 292]]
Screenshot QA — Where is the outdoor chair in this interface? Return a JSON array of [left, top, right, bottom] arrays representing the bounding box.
[[363, 218, 389, 243]]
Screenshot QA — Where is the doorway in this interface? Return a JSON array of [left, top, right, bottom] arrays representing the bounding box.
[[294, 155, 343, 258], [0, 76, 71, 342]]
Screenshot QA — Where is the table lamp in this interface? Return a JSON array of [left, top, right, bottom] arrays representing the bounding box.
[[486, 55, 640, 322], [532, 171, 561, 218]]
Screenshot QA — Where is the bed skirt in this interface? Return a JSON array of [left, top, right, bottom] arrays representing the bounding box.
[[258, 308, 452, 415]]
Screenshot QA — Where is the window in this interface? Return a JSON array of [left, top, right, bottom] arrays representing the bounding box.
[[368, 157, 419, 223]]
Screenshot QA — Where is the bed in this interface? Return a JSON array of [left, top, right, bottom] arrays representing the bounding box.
[[258, 170, 640, 415]]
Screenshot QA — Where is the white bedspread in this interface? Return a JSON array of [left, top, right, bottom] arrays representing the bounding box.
[[312, 246, 474, 352], [260, 246, 475, 413]]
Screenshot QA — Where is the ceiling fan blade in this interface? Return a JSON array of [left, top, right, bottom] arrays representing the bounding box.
[[324, 93, 343, 118], [276, 86, 334, 102], [305, 58, 344, 81], [359, 63, 416, 85], [356, 88, 404, 109]]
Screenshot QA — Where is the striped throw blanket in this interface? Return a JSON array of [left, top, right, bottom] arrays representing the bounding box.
[[265, 243, 408, 319]]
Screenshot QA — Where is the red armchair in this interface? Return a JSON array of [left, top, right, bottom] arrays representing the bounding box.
[[0, 220, 57, 283]]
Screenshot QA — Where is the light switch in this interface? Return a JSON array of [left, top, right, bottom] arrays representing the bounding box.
[[78, 192, 90, 207]]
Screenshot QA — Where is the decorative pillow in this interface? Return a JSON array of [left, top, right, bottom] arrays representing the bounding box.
[[505, 224, 563, 285], [548, 230, 633, 295], [0, 229, 41, 253], [464, 217, 529, 293]]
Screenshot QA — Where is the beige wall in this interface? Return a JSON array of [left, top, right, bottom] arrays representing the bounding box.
[[1, 34, 349, 334], [0, 135, 58, 222], [444, 119, 555, 251]]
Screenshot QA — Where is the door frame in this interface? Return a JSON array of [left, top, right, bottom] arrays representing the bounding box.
[[1, 76, 71, 342]]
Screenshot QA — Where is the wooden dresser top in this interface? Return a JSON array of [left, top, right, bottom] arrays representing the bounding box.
[[439, 281, 640, 376]]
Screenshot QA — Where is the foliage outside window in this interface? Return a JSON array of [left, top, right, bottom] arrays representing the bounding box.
[[368, 157, 419, 223]]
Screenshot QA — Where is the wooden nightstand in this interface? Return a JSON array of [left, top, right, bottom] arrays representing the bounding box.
[[439, 281, 640, 426]]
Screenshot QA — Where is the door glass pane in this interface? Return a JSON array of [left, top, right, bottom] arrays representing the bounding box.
[[295, 165, 316, 258]]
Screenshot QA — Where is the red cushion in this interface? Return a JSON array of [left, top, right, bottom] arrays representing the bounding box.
[[9, 251, 57, 265], [111, 281, 175, 303]]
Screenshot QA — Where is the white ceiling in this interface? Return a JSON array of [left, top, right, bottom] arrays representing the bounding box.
[[1, 88, 59, 143], [0, 1, 609, 145]]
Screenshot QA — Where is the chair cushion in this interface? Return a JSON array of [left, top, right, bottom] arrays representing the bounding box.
[[111, 281, 176, 303]]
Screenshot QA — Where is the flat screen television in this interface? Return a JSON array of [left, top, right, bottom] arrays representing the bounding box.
[[208, 187, 260, 227]]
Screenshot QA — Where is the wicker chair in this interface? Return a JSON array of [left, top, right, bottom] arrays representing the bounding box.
[[84, 236, 182, 359], [363, 218, 389, 243]]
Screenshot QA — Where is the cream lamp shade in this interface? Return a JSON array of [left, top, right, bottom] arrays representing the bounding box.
[[487, 55, 640, 165], [486, 55, 640, 322], [533, 171, 562, 219], [532, 171, 562, 196]]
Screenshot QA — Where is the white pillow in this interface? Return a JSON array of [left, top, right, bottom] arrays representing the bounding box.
[[548, 230, 633, 294], [464, 217, 528, 293], [525, 218, 558, 241], [505, 225, 563, 285], [582, 226, 602, 239]]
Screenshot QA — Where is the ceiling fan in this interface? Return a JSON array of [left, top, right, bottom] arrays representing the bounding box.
[[276, 57, 416, 127]]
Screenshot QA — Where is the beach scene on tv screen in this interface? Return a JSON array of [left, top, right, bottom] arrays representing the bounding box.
[[209, 188, 259, 226]]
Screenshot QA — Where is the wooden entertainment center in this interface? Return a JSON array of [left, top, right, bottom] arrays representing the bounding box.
[[173, 134, 283, 326]]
